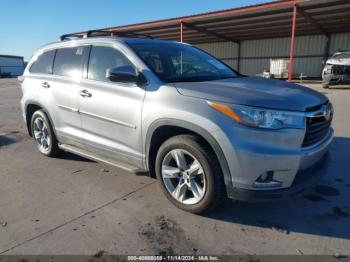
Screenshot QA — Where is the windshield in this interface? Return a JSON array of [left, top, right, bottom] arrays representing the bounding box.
[[128, 42, 237, 83], [332, 53, 350, 59]]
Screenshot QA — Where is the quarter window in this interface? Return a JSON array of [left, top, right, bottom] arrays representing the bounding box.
[[88, 46, 134, 82], [29, 50, 56, 74], [53, 46, 87, 78]]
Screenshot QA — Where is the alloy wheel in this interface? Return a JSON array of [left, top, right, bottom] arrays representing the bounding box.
[[33, 117, 51, 153], [161, 149, 206, 205]]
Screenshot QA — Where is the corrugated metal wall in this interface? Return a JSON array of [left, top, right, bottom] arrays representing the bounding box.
[[196, 42, 239, 69], [197, 33, 350, 78], [329, 33, 350, 53]]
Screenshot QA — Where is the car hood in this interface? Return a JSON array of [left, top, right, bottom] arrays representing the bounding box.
[[173, 76, 328, 112], [326, 58, 350, 66]]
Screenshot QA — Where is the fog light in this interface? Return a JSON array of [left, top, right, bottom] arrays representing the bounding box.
[[254, 171, 282, 188], [256, 171, 274, 182]]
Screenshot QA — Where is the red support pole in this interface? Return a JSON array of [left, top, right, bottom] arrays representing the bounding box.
[[180, 21, 183, 42], [288, 3, 297, 82]]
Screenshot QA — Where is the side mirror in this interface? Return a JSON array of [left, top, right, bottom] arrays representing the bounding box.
[[106, 65, 140, 84]]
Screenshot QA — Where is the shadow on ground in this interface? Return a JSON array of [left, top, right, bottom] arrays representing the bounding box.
[[206, 136, 350, 240], [0, 135, 17, 148], [58, 152, 95, 162], [0, 131, 25, 148]]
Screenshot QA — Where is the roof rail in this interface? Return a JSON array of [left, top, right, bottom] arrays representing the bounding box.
[[59, 33, 85, 41], [59, 30, 154, 41], [86, 30, 153, 39], [86, 30, 116, 37]]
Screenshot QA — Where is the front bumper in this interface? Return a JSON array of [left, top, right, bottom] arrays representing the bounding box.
[[228, 152, 330, 202], [212, 117, 333, 201], [323, 73, 350, 85]]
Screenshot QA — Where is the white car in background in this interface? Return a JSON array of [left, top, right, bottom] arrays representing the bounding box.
[[322, 51, 350, 88]]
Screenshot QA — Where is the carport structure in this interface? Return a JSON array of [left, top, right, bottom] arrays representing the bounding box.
[[77, 0, 350, 80]]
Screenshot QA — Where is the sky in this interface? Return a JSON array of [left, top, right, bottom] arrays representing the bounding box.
[[0, 0, 273, 61]]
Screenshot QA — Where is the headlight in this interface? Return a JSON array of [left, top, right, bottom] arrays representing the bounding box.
[[324, 64, 333, 73], [208, 101, 304, 129]]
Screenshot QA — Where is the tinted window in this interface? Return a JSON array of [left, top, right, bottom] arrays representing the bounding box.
[[88, 46, 134, 82], [128, 42, 237, 83], [333, 53, 350, 59], [29, 50, 55, 74], [139, 51, 164, 74], [53, 46, 87, 78]]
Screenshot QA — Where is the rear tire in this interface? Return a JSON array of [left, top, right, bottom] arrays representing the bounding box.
[[31, 110, 60, 157], [155, 135, 224, 214]]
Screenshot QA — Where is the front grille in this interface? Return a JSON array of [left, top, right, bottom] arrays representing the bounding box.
[[332, 65, 350, 75], [302, 110, 332, 147]]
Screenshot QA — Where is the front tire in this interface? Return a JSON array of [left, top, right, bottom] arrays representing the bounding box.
[[31, 110, 60, 157], [322, 83, 329, 89], [155, 135, 224, 214]]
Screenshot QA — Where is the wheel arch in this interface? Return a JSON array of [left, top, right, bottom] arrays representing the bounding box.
[[145, 119, 233, 193], [25, 101, 57, 138]]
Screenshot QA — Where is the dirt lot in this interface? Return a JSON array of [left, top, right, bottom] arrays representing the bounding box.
[[0, 78, 350, 256]]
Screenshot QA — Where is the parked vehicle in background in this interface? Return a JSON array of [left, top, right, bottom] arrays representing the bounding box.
[[322, 51, 350, 88], [0, 55, 24, 78], [20, 32, 333, 214]]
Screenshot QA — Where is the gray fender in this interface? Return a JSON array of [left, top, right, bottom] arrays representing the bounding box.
[[145, 118, 233, 193]]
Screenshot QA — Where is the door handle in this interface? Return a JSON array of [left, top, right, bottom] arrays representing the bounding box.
[[41, 82, 50, 88], [79, 90, 92, 97]]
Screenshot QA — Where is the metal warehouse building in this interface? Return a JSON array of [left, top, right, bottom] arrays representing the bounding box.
[[76, 0, 350, 80], [0, 55, 24, 77]]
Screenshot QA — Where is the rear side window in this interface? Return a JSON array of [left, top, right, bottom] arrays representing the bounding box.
[[29, 50, 55, 74], [53, 46, 88, 78], [88, 46, 134, 82]]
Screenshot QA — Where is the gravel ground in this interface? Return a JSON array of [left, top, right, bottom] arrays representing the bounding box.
[[0, 78, 349, 256]]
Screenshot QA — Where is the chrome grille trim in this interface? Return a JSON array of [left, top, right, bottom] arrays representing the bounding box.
[[302, 102, 333, 148]]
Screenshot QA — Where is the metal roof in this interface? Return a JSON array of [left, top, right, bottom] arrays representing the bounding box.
[[0, 54, 24, 59], [75, 0, 350, 44]]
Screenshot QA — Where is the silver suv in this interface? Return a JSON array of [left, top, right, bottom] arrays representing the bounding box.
[[20, 33, 333, 213]]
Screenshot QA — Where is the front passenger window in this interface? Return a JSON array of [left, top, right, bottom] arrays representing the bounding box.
[[88, 46, 134, 82]]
